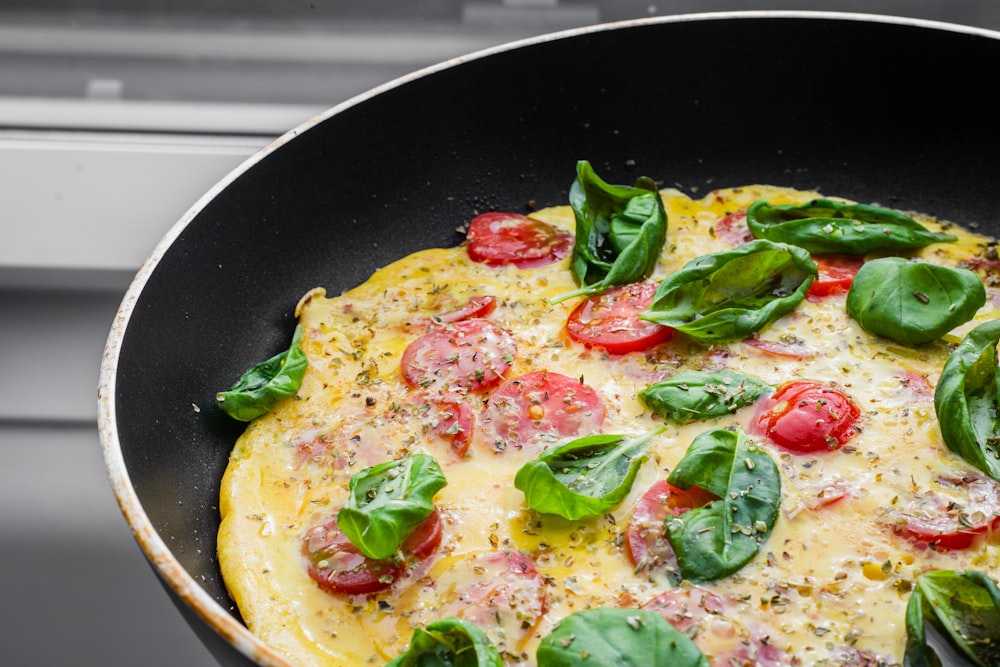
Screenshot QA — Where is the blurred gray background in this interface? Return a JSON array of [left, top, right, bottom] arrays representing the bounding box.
[[2, 1, 998, 665]]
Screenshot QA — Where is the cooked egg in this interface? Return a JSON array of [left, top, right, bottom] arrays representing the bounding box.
[[218, 185, 999, 666]]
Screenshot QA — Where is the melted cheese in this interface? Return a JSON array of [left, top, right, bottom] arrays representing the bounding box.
[[218, 185, 1000, 666]]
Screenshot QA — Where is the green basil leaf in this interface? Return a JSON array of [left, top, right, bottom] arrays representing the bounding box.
[[536, 607, 710, 667], [904, 569, 1000, 667], [904, 581, 942, 667], [338, 452, 447, 561], [746, 198, 957, 254], [666, 429, 781, 583], [514, 427, 663, 520], [216, 323, 308, 421], [933, 320, 1000, 481], [846, 257, 985, 346], [640, 239, 817, 342], [386, 617, 503, 667], [551, 160, 667, 303], [639, 369, 773, 425], [903, 580, 941, 667]]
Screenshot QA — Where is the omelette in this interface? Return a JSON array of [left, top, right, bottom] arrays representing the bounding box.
[[217, 173, 1000, 666]]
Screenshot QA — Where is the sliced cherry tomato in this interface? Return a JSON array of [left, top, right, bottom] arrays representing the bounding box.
[[644, 586, 791, 666], [713, 211, 754, 245], [807, 254, 864, 300], [893, 473, 1000, 550], [431, 295, 497, 324], [961, 255, 1000, 276], [736, 639, 792, 667], [387, 550, 546, 656], [803, 479, 853, 510], [467, 212, 572, 268], [400, 319, 516, 394], [894, 369, 933, 400], [396, 393, 476, 457], [742, 336, 815, 360], [295, 435, 335, 468], [625, 480, 718, 571], [751, 381, 860, 454], [432, 550, 547, 653], [642, 584, 726, 633], [294, 431, 380, 471], [480, 370, 604, 452], [829, 647, 897, 667], [426, 396, 475, 457], [566, 281, 674, 354], [303, 509, 443, 596]]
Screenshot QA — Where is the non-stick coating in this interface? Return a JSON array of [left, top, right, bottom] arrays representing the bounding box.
[[108, 13, 999, 665]]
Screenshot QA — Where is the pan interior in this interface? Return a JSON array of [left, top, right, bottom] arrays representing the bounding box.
[[106, 9, 1000, 650]]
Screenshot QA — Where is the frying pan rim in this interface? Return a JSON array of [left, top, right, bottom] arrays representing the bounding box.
[[96, 9, 1000, 666]]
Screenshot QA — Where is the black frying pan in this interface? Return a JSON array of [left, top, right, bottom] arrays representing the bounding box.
[[99, 12, 1000, 666]]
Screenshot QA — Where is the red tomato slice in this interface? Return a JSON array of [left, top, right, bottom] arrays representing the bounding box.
[[807, 254, 864, 300], [399, 393, 476, 457], [713, 211, 754, 245], [803, 480, 853, 510], [625, 480, 718, 571], [480, 370, 604, 452], [642, 584, 727, 634], [734, 639, 792, 667], [431, 295, 497, 324], [428, 396, 475, 457], [294, 435, 336, 468], [466, 212, 572, 268], [303, 509, 443, 596], [435, 550, 547, 651], [644, 585, 792, 666], [751, 381, 860, 454], [566, 281, 674, 354], [893, 474, 1000, 550], [829, 647, 896, 667], [962, 256, 1000, 275], [742, 336, 815, 360], [400, 319, 516, 394], [894, 369, 933, 401]]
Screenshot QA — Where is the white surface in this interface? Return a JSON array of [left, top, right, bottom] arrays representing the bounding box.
[[0, 20, 512, 63], [0, 131, 267, 288], [1, 421, 145, 540], [0, 98, 325, 134], [0, 422, 217, 666], [0, 289, 119, 423]]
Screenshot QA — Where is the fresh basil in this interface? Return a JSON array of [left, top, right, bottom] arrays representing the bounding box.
[[665, 428, 781, 583], [216, 323, 308, 421], [639, 369, 772, 425], [746, 198, 957, 254], [514, 427, 663, 521], [846, 257, 985, 346], [551, 160, 667, 303], [640, 239, 817, 342], [536, 607, 710, 667], [386, 617, 503, 667], [904, 569, 1000, 667], [933, 320, 1000, 481], [338, 452, 447, 561]]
